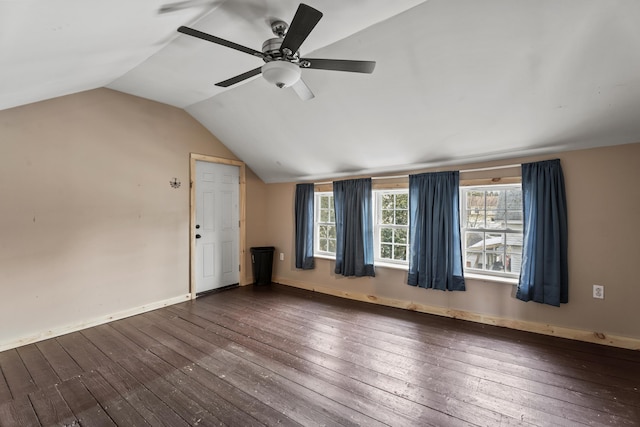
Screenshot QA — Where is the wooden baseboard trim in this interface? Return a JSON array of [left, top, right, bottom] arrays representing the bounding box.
[[0, 293, 192, 352], [274, 277, 640, 351]]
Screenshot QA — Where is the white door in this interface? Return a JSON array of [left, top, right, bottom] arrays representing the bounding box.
[[195, 160, 240, 294]]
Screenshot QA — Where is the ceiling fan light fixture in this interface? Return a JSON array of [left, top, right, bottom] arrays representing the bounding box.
[[261, 61, 301, 88]]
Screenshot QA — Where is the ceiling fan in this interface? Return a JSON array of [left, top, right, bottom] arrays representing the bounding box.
[[177, 3, 376, 100]]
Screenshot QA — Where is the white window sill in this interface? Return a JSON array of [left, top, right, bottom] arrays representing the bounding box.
[[464, 272, 518, 285], [313, 255, 517, 285]]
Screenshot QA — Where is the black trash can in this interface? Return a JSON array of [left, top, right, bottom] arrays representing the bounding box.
[[250, 246, 275, 285]]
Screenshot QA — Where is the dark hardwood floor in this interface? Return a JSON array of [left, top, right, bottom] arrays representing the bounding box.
[[1, 284, 638, 426]]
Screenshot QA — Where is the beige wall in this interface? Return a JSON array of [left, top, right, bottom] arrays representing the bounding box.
[[264, 143, 640, 342], [0, 88, 267, 350]]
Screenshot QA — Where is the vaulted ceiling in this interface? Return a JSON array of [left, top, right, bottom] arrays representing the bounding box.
[[2, 0, 640, 183]]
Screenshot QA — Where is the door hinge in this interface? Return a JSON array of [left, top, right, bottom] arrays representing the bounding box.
[[239, 264, 241, 272]]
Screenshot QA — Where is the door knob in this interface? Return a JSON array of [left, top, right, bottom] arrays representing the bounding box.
[[195, 234, 201, 239], [195, 224, 200, 229]]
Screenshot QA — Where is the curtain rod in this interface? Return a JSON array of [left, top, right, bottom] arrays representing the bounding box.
[[313, 164, 521, 185]]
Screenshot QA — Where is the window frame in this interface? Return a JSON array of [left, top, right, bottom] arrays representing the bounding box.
[[459, 183, 523, 280], [314, 191, 336, 257], [373, 189, 410, 266]]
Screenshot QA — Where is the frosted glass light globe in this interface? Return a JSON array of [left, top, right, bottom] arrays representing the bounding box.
[[261, 61, 301, 88]]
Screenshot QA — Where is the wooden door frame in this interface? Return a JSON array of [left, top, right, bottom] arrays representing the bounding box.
[[190, 153, 247, 299]]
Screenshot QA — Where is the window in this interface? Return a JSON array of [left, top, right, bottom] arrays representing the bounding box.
[[460, 185, 523, 277], [314, 192, 336, 256], [374, 190, 409, 264]]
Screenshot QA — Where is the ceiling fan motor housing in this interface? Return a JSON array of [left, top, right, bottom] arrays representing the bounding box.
[[262, 38, 298, 60]]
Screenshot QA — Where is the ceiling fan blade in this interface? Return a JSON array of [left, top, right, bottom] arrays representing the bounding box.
[[291, 79, 315, 101], [178, 26, 265, 59], [215, 67, 263, 87], [299, 58, 376, 73], [280, 4, 323, 55]]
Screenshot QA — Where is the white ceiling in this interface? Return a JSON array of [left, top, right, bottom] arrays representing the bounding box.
[[2, 0, 640, 183]]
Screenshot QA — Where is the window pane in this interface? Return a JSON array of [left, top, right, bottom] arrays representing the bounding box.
[[382, 209, 394, 224], [395, 228, 407, 244], [320, 209, 329, 222], [506, 250, 521, 274], [485, 233, 505, 250], [328, 239, 336, 253], [381, 194, 394, 209], [320, 196, 328, 209], [465, 231, 484, 250], [465, 210, 485, 229], [465, 251, 484, 269], [485, 211, 501, 228], [506, 210, 523, 229], [319, 238, 328, 251], [486, 191, 499, 209], [328, 226, 336, 239], [506, 190, 522, 209], [394, 245, 407, 261], [381, 244, 392, 259], [466, 190, 484, 210], [396, 210, 408, 225], [380, 227, 393, 243], [396, 193, 408, 209]]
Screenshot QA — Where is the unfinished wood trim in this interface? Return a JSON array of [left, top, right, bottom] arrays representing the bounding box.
[[315, 176, 521, 192], [274, 277, 640, 351], [189, 154, 247, 299], [460, 177, 522, 186]]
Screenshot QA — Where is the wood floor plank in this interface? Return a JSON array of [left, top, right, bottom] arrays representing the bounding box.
[[81, 324, 147, 361], [55, 331, 112, 372], [35, 339, 83, 381], [0, 366, 12, 403], [132, 347, 267, 427], [115, 353, 223, 426], [0, 395, 40, 427], [17, 344, 61, 391], [28, 386, 78, 427], [80, 369, 151, 427], [148, 343, 303, 427], [0, 349, 37, 399], [56, 376, 116, 426], [96, 362, 190, 427]]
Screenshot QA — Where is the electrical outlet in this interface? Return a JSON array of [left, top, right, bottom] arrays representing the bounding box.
[[593, 285, 604, 299], [279, 252, 284, 261]]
